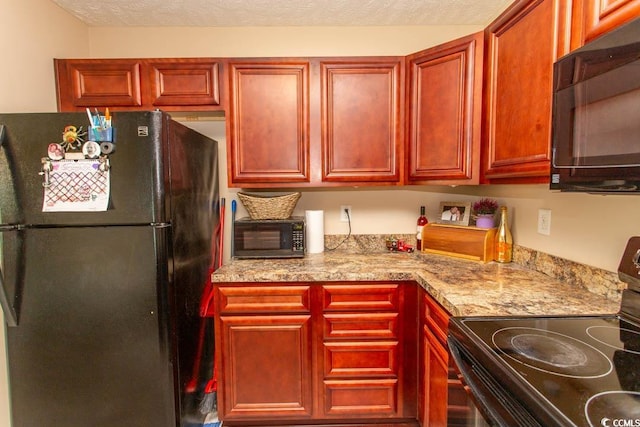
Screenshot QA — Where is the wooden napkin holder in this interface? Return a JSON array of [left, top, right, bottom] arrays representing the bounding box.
[[421, 223, 496, 263]]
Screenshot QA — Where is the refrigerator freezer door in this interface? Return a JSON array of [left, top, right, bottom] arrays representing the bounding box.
[[0, 111, 167, 226], [5, 225, 176, 427]]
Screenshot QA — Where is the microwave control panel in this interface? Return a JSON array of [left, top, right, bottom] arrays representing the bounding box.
[[292, 223, 305, 252]]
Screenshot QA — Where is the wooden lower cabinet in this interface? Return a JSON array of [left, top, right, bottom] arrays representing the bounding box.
[[218, 314, 313, 419], [418, 288, 473, 427], [423, 325, 449, 426], [214, 281, 469, 427]]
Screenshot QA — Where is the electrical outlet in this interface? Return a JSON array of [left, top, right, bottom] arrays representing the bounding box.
[[538, 209, 551, 235], [340, 205, 352, 222]]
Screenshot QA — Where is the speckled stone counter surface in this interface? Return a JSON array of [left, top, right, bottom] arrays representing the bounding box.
[[212, 248, 623, 317]]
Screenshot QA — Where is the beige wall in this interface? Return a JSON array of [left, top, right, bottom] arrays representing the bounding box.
[[87, 25, 481, 58], [0, 0, 88, 112], [1, 1, 638, 425]]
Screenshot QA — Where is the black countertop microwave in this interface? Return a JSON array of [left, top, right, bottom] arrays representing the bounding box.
[[551, 17, 640, 193], [232, 216, 305, 259]]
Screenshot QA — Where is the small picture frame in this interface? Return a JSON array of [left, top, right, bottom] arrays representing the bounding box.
[[438, 201, 471, 226]]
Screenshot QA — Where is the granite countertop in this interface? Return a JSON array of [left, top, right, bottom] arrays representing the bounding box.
[[212, 251, 621, 317]]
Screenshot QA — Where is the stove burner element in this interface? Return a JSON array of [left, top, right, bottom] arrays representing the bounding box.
[[510, 333, 588, 367], [587, 326, 640, 355], [585, 391, 640, 427], [493, 327, 613, 378]]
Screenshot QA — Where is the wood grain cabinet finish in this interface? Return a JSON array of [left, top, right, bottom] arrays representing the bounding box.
[[482, 0, 571, 183], [320, 283, 409, 420], [214, 282, 418, 426], [406, 32, 483, 185], [571, 0, 640, 48], [321, 60, 403, 183], [226, 58, 402, 188], [227, 61, 310, 185], [147, 59, 220, 107], [54, 58, 222, 112], [54, 59, 143, 109], [418, 289, 470, 427], [214, 284, 313, 421], [218, 314, 313, 419]]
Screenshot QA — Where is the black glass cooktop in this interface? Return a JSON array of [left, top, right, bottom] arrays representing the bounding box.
[[457, 315, 640, 427]]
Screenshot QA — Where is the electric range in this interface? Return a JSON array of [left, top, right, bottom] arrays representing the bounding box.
[[448, 237, 640, 427]]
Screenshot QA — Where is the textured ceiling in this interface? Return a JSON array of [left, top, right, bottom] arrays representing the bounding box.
[[50, 0, 512, 27]]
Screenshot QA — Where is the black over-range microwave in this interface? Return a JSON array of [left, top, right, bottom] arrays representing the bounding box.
[[551, 17, 640, 193], [232, 216, 305, 259]]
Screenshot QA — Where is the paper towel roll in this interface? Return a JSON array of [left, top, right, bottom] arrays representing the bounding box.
[[305, 210, 325, 254]]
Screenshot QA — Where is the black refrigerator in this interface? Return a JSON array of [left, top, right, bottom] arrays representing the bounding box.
[[0, 111, 220, 426]]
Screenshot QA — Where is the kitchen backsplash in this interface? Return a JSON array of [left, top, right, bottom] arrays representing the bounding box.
[[323, 233, 624, 302]]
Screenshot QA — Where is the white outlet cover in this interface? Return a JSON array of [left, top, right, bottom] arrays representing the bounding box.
[[340, 206, 352, 222], [538, 209, 551, 235]]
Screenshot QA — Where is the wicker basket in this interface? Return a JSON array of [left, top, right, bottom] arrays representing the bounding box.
[[237, 192, 301, 220]]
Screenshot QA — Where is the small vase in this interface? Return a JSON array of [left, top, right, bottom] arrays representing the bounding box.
[[475, 214, 495, 229]]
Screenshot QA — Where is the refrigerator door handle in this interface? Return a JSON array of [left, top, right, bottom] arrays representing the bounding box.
[[0, 265, 18, 327], [0, 226, 20, 327], [0, 124, 16, 325]]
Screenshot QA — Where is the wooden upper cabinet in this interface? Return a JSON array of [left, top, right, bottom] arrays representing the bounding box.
[[55, 59, 143, 109], [406, 32, 483, 185], [54, 58, 222, 112], [147, 59, 219, 107], [482, 0, 571, 183], [571, 0, 640, 48], [227, 61, 310, 185], [226, 58, 402, 188], [321, 59, 403, 183]]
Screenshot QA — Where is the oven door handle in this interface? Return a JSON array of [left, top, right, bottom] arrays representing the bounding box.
[[447, 336, 542, 427]]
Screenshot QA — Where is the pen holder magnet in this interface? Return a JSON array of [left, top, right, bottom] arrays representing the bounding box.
[[88, 126, 113, 143]]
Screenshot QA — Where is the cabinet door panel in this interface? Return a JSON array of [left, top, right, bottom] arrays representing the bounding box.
[[321, 60, 402, 183], [483, 0, 567, 182], [219, 315, 312, 419], [55, 59, 142, 108], [228, 62, 310, 184], [149, 60, 220, 106], [407, 33, 483, 184], [423, 325, 449, 427], [324, 341, 398, 377]]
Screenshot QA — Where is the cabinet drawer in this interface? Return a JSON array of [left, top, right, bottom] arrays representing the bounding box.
[[323, 379, 398, 416], [216, 285, 311, 314], [323, 284, 399, 312], [324, 342, 398, 377], [324, 313, 398, 340]]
